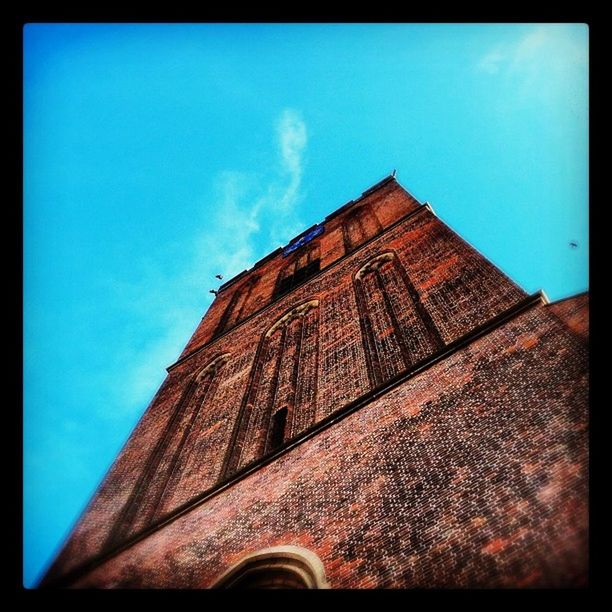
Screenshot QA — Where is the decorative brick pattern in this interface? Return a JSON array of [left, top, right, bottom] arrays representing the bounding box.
[[155, 352, 252, 516], [66, 304, 588, 589], [106, 354, 231, 545], [41, 178, 587, 589], [224, 300, 320, 475], [343, 204, 382, 252], [354, 251, 443, 386]]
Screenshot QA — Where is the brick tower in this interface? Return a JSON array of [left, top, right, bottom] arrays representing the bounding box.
[[41, 175, 588, 588]]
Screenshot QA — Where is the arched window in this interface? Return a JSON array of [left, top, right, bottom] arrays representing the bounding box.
[[215, 276, 259, 336], [342, 205, 382, 253], [222, 301, 320, 476], [212, 546, 329, 589], [354, 251, 443, 387], [273, 244, 320, 299], [107, 354, 230, 546]]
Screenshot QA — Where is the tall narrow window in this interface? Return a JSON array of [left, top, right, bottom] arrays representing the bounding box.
[[342, 205, 382, 253], [354, 252, 443, 388], [273, 245, 320, 300], [267, 407, 288, 453], [222, 300, 320, 476]]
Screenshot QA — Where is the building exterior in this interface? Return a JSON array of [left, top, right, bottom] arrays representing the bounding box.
[[41, 175, 588, 588]]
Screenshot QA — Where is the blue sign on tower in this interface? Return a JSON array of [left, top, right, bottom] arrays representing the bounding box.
[[282, 224, 325, 256]]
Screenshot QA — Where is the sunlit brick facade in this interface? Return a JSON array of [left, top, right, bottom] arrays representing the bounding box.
[[41, 176, 588, 588]]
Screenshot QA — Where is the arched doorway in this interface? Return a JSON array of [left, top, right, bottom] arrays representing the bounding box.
[[212, 545, 329, 589]]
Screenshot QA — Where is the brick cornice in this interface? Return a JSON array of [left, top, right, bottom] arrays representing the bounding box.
[[42, 290, 548, 588]]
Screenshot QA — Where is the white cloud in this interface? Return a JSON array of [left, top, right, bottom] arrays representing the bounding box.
[[477, 49, 505, 75], [475, 26, 588, 113], [106, 108, 309, 410], [278, 108, 307, 174], [476, 26, 587, 79], [277, 108, 308, 210], [510, 27, 550, 67]]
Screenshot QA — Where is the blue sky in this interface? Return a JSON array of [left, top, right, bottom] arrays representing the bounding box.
[[23, 23, 588, 587]]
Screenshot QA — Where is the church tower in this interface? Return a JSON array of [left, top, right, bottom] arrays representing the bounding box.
[[41, 175, 588, 588]]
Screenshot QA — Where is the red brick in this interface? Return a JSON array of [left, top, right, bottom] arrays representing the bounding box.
[[41, 177, 588, 589]]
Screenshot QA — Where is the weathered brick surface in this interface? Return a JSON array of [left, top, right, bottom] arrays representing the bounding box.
[[67, 304, 588, 588], [42, 177, 588, 589], [547, 293, 589, 343]]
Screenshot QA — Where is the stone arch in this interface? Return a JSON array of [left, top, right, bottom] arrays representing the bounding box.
[[212, 545, 330, 589], [194, 353, 231, 381], [265, 299, 319, 336]]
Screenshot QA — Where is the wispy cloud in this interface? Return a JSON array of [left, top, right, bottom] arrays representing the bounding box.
[[277, 108, 308, 210], [105, 108, 309, 410], [475, 26, 587, 111], [476, 25, 587, 79], [477, 50, 505, 75]]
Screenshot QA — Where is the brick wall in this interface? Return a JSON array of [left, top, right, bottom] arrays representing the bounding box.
[[41, 178, 587, 588], [547, 293, 589, 343], [65, 302, 588, 588]]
